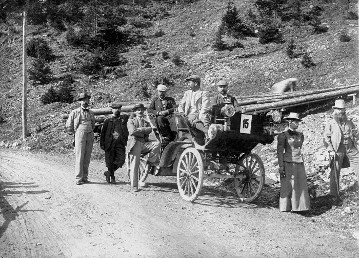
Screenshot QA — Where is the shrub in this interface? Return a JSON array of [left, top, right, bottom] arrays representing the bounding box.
[[154, 29, 165, 37], [41, 87, 59, 104], [339, 30, 351, 42], [101, 45, 121, 67], [29, 58, 53, 85], [258, 26, 282, 44], [26, 38, 53, 61], [172, 55, 184, 66], [136, 84, 152, 99], [80, 52, 103, 75], [222, 1, 255, 38], [286, 39, 298, 59], [301, 52, 316, 68], [66, 27, 82, 46], [213, 24, 227, 51], [346, 11, 358, 20], [57, 82, 74, 104], [162, 51, 170, 60]]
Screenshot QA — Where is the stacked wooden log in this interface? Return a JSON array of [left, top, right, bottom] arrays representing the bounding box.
[[62, 84, 359, 119]]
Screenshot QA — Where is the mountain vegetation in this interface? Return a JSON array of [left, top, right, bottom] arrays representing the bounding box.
[[0, 0, 358, 152]]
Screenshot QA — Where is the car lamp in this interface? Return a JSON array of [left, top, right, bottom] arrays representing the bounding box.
[[220, 104, 235, 117], [267, 110, 282, 123]]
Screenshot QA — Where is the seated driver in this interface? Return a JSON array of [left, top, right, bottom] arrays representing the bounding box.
[[212, 79, 239, 120], [148, 84, 177, 142], [178, 75, 211, 138]]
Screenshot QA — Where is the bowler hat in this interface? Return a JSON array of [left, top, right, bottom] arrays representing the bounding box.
[[217, 80, 228, 87], [77, 92, 91, 101], [332, 99, 346, 109], [185, 75, 201, 83], [110, 103, 122, 109], [157, 84, 168, 92], [284, 112, 302, 121], [133, 103, 146, 111]]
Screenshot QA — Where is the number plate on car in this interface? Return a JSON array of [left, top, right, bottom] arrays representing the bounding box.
[[240, 114, 252, 134]]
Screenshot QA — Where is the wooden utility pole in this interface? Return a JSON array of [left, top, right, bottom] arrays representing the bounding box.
[[22, 0, 28, 139]]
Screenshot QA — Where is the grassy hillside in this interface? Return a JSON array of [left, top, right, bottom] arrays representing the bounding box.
[[0, 0, 358, 155]]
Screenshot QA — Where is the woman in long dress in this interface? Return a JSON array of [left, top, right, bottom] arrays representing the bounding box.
[[277, 112, 311, 212]]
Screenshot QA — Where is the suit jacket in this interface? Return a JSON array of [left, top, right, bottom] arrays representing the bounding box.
[[100, 115, 129, 152], [65, 107, 95, 134], [148, 96, 177, 116], [277, 130, 304, 167], [178, 90, 211, 120], [126, 114, 153, 153], [324, 118, 358, 152]]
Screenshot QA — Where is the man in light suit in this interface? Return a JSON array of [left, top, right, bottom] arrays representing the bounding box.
[[148, 84, 177, 142], [324, 99, 359, 202], [66, 92, 95, 185], [178, 75, 211, 136], [127, 103, 160, 192]]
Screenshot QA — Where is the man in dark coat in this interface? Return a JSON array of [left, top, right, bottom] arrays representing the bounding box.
[[100, 103, 129, 184], [148, 84, 177, 141], [211, 79, 239, 120]]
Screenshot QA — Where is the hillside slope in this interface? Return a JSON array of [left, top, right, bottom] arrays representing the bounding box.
[[0, 0, 358, 151]]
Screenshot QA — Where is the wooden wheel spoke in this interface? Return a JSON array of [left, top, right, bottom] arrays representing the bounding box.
[[190, 174, 199, 182]]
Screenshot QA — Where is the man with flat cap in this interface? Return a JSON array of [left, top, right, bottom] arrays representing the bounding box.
[[66, 92, 96, 185], [178, 75, 211, 138], [324, 99, 359, 203], [148, 84, 177, 143], [212, 79, 239, 118], [127, 103, 160, 192], [100, 103, 129, 184]]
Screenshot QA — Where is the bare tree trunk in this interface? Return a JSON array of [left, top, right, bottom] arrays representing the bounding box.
[[22, 0, 28, 140]]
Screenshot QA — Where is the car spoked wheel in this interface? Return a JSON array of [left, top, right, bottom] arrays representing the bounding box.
[[234, 153, 265, 202], [176, 147, 204, 202]]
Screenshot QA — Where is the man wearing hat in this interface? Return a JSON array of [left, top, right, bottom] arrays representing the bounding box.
[[127, 103, 160, 192], [324, 99, 359, 202], [212, 79, 239, 118], [100, 103, 129, 184], [178, 75, 211, 137], [66, 92, 96, 185], [148, 84, 177, 142]]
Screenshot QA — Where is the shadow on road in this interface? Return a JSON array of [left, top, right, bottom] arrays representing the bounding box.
[[0, 181, 48, 239]]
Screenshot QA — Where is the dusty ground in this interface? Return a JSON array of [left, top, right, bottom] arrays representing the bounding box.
[[0, 149, 358, 258]]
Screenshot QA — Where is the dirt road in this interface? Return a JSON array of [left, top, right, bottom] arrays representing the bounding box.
[[0, 149, 358, 257]]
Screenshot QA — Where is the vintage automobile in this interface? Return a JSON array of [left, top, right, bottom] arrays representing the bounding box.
[[138, 102, 276, 203]]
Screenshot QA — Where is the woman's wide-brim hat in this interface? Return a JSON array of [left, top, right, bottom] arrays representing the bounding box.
[[77, 92, 91, 101], [284, 112, 302, 121], [332, 99, 346, 109], [133, 103, 146, 111]]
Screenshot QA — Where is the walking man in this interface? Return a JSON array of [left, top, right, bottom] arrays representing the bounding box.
[[324, 99, 359, 203], [100, 103, 129, 184], [127, 103, 160, 192], [66, 92, 95, 185], [178, 75, 211, 138], [148, 84, 177, 143]]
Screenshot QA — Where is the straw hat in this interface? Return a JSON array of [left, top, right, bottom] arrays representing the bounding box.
[[284, 112, 302, 121], [332, 99, 346, 109], [157, 84, 168, 92]]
